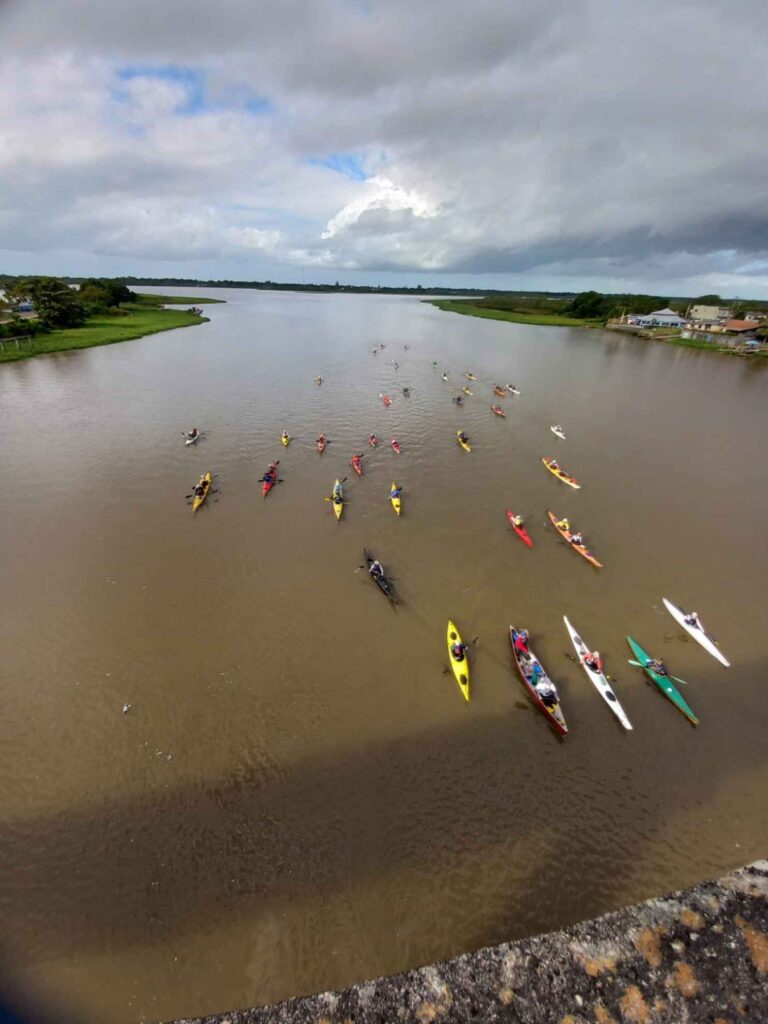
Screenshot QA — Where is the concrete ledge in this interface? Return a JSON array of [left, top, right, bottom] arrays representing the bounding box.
[[173, 861, 768, 1024]]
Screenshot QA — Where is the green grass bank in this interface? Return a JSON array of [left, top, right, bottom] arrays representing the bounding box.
[[427, 299, 604, 329], [0, 293, 220, 364]]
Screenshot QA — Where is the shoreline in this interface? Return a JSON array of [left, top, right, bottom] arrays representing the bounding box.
[[0, 294, 222, 365]]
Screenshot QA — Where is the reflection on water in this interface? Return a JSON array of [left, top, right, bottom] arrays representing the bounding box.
[[0, 289, 766, 1023]]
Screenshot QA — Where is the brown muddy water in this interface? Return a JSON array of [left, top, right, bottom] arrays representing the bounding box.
[[1, 288, 767, 1023]]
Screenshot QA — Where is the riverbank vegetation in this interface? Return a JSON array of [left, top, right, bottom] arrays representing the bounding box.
[[428, 299, 605, 328], [0, 278, 215, 364]]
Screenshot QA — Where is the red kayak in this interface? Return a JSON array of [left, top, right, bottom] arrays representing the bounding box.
[[316, 437, 327, 455], [381, 394, 392, 407], [491, 405, 506, 418], [506, 509, 533, 547], [262, 463, 279, 498], [351, 455, 363, 476], [369, 435, 379, 447], [391, 438, 401, 454]]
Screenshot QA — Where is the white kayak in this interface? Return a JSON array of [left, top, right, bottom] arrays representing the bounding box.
[[662, 598, 730, 668], [185, 433, 200, 446], [506, 384, 520, 395], [563, 616, 633, 730], [551, 425, 566, 440]]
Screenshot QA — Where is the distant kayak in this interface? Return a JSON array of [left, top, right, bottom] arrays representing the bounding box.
[[456, 431, 471, 452], [462, 386, 473, 396], [192, 472, 212, 514], [262, 467, 278, 498], [491, 405, 506, 417], [281, 432, 290, 447], [550, 425, 566, 440], [363, 548, 396, 603], [564, 616, 632, 730], [369, 434, 379, 447], [493, 386, 507, 397], [391, 438, 401, 454], [184, 430, 201, 446], [441, 373, 449, 381], [331, 479, 344, 521], [506, 510, 533, 547], [509, 627, 567, 736], [542, 457, 581, 489], [390, 482, 402, 516], [447, 620, 470, 702], [662, 598, 730, 668], [351, 455, 364, 476], [506, 385, 520, 395], [626, 635, 698, 725], [465, 373, 477, 381], [547, 511, 602, 568], [381, 394, 392, 407], [316, 437, 327, 455]]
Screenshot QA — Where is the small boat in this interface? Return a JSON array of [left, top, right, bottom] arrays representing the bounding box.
[[262, 463, 279, 498], [563, 617, 632, 730], [542, 457, 580, 489], [551, 425, 566, 440], [547, 511, 602, 568], [363, 548, 396, 604], [442, 372, 449, 381], [662, 598, 730, 668], [491, 405, 506, 417], [314, 376, 323, 385], [509, 627, 567, 736], [369, 434, 379, 447], [390, 482, 402, 516], [506, 510, 533, 547], [331, 479, 344, 521], [465, 373, 477, 381], [316, 436, 327, 455], [391, 438, 401, 454], [192, 472, 212, 514], [351, 455, 364, 476], [447, 620, 470, 702], [456, 431, 471, 452], [626, 636, 698, 725], [506, 384, 520, 395], [462, 386, 473, 396], [381, 394, 392, 407], [281, 432, 290, 447], [185, 430, 201, 446], [493, 386, 507, 397]]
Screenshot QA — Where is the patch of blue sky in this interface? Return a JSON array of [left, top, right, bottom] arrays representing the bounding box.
[[309, 152, 368, 181], [114, 65, 272, 118]]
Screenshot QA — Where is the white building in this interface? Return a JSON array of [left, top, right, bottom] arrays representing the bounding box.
[[635, 307, 685, 328], [687, 304, 732, 323]]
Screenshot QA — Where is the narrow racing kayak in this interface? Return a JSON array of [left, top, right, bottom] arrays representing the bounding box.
[[391, 438, 401, 454], [192, 472, 212, 513], [281, 432, 290, 447], [363, 548, 396, 604], [446, 620, 470, 702], [351, 455, 364, 476], [331, 479, 344, 521], [563, 616, 632, 730], [662, 598, 730, 668], [491, 404, 506, 417], [456, 431, 471, 452], [461, 385, 473, 396], [389, 482, 402, 516], [506, 510, 533, 547], [626, 636, 699, 725], [550, 425, 566, 440], [509, 627, 567, 736], [381, 394, 392, 407], [542, 457, 581, 489], [547, 511, 603, 568]]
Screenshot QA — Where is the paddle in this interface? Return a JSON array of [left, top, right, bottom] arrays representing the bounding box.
[[628, 660, 689, 685]]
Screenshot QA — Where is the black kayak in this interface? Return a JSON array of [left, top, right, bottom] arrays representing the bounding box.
[[363, 548, 397, 603]]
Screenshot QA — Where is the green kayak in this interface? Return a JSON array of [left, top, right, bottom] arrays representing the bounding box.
[[626, 636, 699, 726]]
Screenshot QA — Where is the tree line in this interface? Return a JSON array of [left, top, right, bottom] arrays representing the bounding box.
[[0, 277, 135, 337]]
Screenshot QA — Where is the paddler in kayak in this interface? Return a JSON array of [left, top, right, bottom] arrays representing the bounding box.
[[281, 430, 289, 445], [583, 651, 601, 671], [193, 479, 207, 498], [389, 483, 402, 499], [368, 558, 385, 580], [512, 514, 525, 529], [441, 372, 449, 381], [186, 427, 200, 441], [453, 395, 464, 405], [402, 386, 411, 396], [556, 517, 570, 531], [315, 376, 323, 384], [450, 639, 469, 662], [534, 675, 558, 707], [549, 459, 560, 471], [513, 628, 530, 657], [684, 611, 702, 629], [316, 433, 327, 445], [369, 432, 379, 446], [570, 531, 584, 546], [647, 657, 669, 676], [457, 430, 470, 446], [259, 461, 279, 482]]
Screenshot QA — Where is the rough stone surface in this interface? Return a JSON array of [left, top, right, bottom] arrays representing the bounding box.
[[171, 861, 768, 1024]]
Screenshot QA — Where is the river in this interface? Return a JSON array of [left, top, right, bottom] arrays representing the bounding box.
[[1, 288, 766, 1023]]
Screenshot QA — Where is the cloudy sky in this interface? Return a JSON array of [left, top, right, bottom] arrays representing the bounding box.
[[1, 0, 767, 295]]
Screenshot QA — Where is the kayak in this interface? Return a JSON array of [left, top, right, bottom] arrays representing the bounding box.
[[662, 598, 730, 668], [316, 437, 327, 455], [381, 394, 392, 407], [369, 435, 379, 447], [462, 386, 473, 396], [391, 439, 401, 454], [491, 405, 506, 417], [442, 373, 449, 381], [185, 432, 200, 446], [493, 386, 507, 397], [547, 510, 603, 568], [506, 385, 520, 395], [262, 464, 278, 498], [363, 548, 396, 603], [192, 472, 212, 513], [509, 627, 567, 736], [456, 431, 471, 452], [550, 426, 566, 440], [390, 482, 402, 516], [626, 636, 699, 725], [465, 373, 477, 381], [542, 457, 581, 489], [351, 455, 363, 476], [447, 620, 470, 702], [281, 433, 290, 447], [506, 510, 533, 547], [331, 479, 344, 521], [563, 616, 632, 730]]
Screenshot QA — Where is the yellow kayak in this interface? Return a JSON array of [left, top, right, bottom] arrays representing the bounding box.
[[456, 431, 471, 452], [541, 457, 581, 489], [390, 481, 402, 516], [447, 620, 470, 702], [281, 432, 290, 447], [462, 385, 473, 396], [332, 478, 344, 521], [192, 472, 212, 513]]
